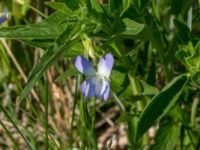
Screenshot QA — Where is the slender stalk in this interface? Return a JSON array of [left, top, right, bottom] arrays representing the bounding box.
[[186, 129, 196, 149], [0, 38, 44, 111], [44, 76, 49, 150], [0, 106, 35, 150], [180, 125, 184, 150], [70, 75, 80, 149], [187, 0, 193, 31], [83, 96, 98, 150], [112, 92, 125, 111], [0, 120, 20, 149], [191, 97, 199, 127], [28, 4, 47, 18], [0, 39, 27, 82]]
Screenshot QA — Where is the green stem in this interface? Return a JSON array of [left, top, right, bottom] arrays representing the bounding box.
[[28, 4, 47, 18], [191, 97, 199, 127], [0, 120, 19, 149], [44, 77, 49, 150], [0, 106, 35, 150], [186, 129, 196, 149], [187, 0, 193, 31], [70, 75, 80, 149], [112, 92, 125, 111]]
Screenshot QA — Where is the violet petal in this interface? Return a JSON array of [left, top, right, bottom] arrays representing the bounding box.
[[103, 82, 110, 101], [95, 79, 109, 100], [75, 56, 95, 76], [0, 9, 9, 24], [81, 79, 96, 97], [98, 53, 114, 78], [0, 15, 7, 24]]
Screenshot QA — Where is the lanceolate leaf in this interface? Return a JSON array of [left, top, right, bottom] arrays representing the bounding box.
[[0, 11, 67, 39], [174, 19, 192, 44], [120, 0, 132, 17], [135, 74, 188, 141], [19, 24, 81, 100], [45, 2, 72, 14], [122, 18, 144, 35], [86, 0, 104, 14], [138, 80, 159, 95], [22, 39, 55, 49], [55, 69, 80, 82], [150, 123, 180, 150]]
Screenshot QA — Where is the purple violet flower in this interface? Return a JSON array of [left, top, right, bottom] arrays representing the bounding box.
[[0, 9, 9, 25], [75, 53, 114, 101]]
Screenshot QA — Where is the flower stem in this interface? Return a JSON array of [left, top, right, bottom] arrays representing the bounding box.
[[28, 4, 47, 18], [191, 97, 199, 127]]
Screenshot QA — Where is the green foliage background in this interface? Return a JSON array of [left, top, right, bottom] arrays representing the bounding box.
[[0, 0, 200, 149]]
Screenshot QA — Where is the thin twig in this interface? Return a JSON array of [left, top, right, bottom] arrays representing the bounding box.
[[96, 108, 115, 128]]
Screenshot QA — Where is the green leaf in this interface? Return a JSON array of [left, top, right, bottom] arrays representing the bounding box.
[[45, 2, 72, 14], [176, 41, 200, 73], [0, 45, 10, 81], [19, 24, 81, 100], [135, 74, 188, 141], [0, 11, 67, 39], [86, 0, 104, 14], [55, 69, 80, 82], [0, 120, 19, 149], [59, 0, 79, 11], [22, 39, 54, 49], [143, 13, 165, 57], [116, 112, 134, 123], [64, 42, 84, 57], [110, 69, 132, 98], [174, 19, 192, 44], [187, 42, 200, 72], [0, 106, 34, 150], [120, 0, 132, 17], [138, 80, 159, 96], [170, 0, 189, 16], [176, 41, 200, 86], [191, 72, 200, 86], [147, 60, 156, 86], [150, 124, 180, 150], [122, 18, 144, 35], [109, 0, 122, 12], [175, 42, 194, 68], [170, 0, 183, 15], [140, 0, 149, 10], [80, 96, 98, 150]]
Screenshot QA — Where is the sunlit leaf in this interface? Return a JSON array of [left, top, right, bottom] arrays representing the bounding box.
[[136, 74, 188, 141], [174, 19, 192, 44], [45, 2, 72, 14], [0, 11, 67, 39], [55, 69, 80, 82], [120, 0, 132, 17], [19, 24, 81, 100], [150, 123, 180, 150], [122, 18, 144, 35]]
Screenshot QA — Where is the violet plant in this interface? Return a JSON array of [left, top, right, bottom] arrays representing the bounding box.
[[75, 53, 114, 101], [0, 0, 200, 149]]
